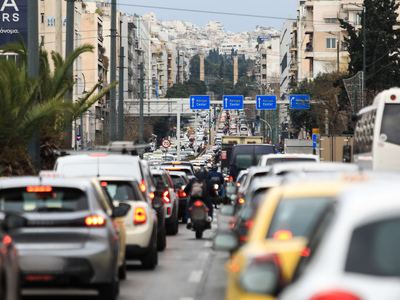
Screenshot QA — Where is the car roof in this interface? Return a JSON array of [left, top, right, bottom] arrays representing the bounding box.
[[0, 176, 93, 190], [269, 162, 359, 176]]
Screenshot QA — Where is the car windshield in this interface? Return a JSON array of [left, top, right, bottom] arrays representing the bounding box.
[[0, 187, 88, 212], [266, 197, 332, 239], [265, 158, 317, 165], [61, 163, 141, 179], [346, 217, 400, 276]]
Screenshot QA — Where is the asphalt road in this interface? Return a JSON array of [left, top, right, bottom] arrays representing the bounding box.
[[22, 208, 231, 300]]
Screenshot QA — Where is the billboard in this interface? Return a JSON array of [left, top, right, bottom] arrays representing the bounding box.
[[0, 0, 28, 47]]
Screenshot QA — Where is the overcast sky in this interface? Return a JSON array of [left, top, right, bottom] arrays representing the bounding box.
[[117, 0, 299, 33]]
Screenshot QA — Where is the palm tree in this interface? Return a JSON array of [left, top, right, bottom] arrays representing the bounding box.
[[0, 39, 118, 175]]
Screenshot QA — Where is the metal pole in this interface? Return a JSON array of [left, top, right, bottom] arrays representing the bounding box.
[[337, 38, 339, 72], [55, 0, 62, 55], [80, 114, 83, 150], [363, 6, 366, 107], [27, 0, 40, 170], [109, 0, 117, 141], [177, 110, 181, 161], [139, 62, 144, 144], [94, 113, 97, 146], [118, 46, 124, 141], [64, 0, 74, 149], [194, 110, 198, 155]]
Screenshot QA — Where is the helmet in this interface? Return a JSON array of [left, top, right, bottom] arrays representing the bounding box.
[[210, 164, 218, 171], [195, 167, 208, 180]]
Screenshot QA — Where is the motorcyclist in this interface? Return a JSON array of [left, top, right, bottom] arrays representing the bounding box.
[[208, 164, 226, 207], [184, 168, 215, 228]]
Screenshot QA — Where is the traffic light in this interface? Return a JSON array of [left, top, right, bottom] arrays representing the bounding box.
[[256, 115, 260, 121]]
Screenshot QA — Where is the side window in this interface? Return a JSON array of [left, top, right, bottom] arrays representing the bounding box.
[[92, 186, 112, 216], [165, 173, 174, 188]]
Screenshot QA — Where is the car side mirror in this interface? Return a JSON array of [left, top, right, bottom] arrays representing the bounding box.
[[113, 202, 131, 218], [212, 231, 239, 252], [239, 264, 280, 296], [226, 186, 238, 195], [239, 206, 253, 222], [220, 205, 235, 216], [343, 145, 351, 163]]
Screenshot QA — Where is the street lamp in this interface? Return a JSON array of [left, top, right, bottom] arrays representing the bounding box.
[[260, 118, 272, 142], [349, 2, 366, 106], [327, 31, 340, 72]]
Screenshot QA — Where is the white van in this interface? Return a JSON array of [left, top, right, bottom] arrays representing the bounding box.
[[258, 153, 320, 166]]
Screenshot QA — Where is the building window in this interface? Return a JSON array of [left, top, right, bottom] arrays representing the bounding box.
[[41, 13, 44, 24], [41, 36, 44, 46], [325, 18, 337, 23], [326, 38, 337, 49], [354, 12, 362, 25]]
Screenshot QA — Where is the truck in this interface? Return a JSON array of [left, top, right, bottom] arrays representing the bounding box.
[[220, 135, 263, 174], [317, 135, 354, 163], [284, 139, 314, 154]]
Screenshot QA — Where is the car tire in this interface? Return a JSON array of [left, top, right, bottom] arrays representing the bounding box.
[[167, 208, 179, 235], [97, 277, 119, 300], [118, 259, 127, 280], [157, 224, 166, 251], [142, 229, 158, 270]]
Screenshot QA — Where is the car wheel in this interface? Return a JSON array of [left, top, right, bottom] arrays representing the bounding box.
[[157, 224, 166, 251], [142, 230, 158, 270], [97, 278, 119, 300], [118, 259, 127, 280]]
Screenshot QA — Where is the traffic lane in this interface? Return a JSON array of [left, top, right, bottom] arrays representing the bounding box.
[[22, 212, 228, 300]]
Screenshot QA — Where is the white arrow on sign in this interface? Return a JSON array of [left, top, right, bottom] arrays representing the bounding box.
[[225, 98, 228, 108], [258, 98, 261, 108], [191, 98, 194, 107]]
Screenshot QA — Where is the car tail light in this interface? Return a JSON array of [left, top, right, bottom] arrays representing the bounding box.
[[310, 291, 362, 300], [89, 153, 107, 157], [3, 235, 11, 246], [162, 190, 170, 203], [194, 201, 203, 207], [140, 180, 146, 192], [167, 207, 171, 215], [214, 184, 219, 190], [26, 275, 53, 281], [238, 198, 245, 204], [301, 247, 311, 257], [101, 181, 108, 187], [236, 182, 241, 187], [26, 186, 52, 192], [239, 235, 247, 243], [149, 192, 155, 200], [178, 189, 187, 197], [273, 230, 293, 241], [134, 207, 147, 225], [85, 215, 105, 226], [229, 176, 233, 181], [245, 220, 254, 228]]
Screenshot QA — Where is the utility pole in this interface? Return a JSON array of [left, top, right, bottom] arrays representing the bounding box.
[[139, 62, 144, 144], [109, 0, 117, 141], [27, 0, 40, 170], [64, 0, 74, 149], [118, 47, 124, 141]]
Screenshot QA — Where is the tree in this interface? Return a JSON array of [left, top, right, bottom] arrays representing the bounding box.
[[165, 84, 190, 98], [340, 0, 400, 101], [0, 39, 117, 175]]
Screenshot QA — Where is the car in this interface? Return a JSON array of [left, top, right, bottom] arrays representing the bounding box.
[[151, 169, 180, 235], [0, 176, 130, 300], [239, 127, 248, 136], [214, 179, 361, 300], [280, 181, 400, 300], [160, 161, 196, 180], [258, 153, 320, 166], [99, 177, 160, 265], [167, 170, 190, 223], [229, 144, 276, 181]]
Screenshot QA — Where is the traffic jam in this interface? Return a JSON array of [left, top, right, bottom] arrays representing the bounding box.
[[2, 88, 400, 300]]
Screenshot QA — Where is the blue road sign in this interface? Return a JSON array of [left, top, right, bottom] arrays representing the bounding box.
[[256, 95, 277, 110], [312, 134, 317, 148], [290, 95, 310, 109], [223, 95, 243, 110], [190, 95, 210, 110]]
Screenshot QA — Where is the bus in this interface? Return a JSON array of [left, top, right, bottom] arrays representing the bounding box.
[[353, 87, 400, 170]]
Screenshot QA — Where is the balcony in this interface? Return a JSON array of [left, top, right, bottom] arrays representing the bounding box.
[[290, 42, 297, 52], [128, 67, 133, 75], [128, 51, 133, 60], [304, 24, 314, 34], [289, 63, 298, 72], [128, 37, 133, 45], [98, 34, 104, 43]]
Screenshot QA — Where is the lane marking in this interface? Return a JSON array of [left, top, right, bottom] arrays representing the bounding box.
[[204, 241, 213, 247], [188, 270, 203, 283], [198, 252, 209, 260]]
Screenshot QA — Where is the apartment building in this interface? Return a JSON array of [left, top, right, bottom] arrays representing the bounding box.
[[280, 19, 296, 98]]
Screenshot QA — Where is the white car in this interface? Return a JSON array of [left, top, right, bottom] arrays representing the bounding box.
[[240, 126, 248, 136], [279, 181, 400, 300]]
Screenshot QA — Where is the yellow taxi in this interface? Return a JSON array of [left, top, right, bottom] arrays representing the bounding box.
[[214, 180, 358, 300]]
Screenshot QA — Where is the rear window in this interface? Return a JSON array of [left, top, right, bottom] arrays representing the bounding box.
[[60, 163, 140, 179], [170, 175, 183, 187], [101, 181, 143, 201], [235, 154, 253, 170], [264, 158, 317, 165], [0, 187, 88, 212], [381, 104, 400, 145], [266, 197, 332, 239], [346, 218, 400, 276]]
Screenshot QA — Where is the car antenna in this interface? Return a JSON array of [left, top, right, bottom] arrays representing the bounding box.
[[97, 156, 100, 178]]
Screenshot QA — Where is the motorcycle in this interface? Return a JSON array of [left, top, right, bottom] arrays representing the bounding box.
[[188, 200, 212, 239], [210, 177, 228, 206]]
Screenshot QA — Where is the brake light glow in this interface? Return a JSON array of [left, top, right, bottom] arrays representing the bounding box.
[[245, 220, 254, 228], [172, 162, 181, 165], [26, 275, 53, 281], [162, 190, 170, 203], [273, 230, 293, 241], [3, 235, 11, 246], [236, 183, 241, 187], [134, 207, 147, 225], [301, 247, 311, 257], [101, 181, 108, 187], [26, 186, 52, 192], [310, 291, 361, 300], [85, 215, 105, 226], [179, 189, 187, 197], [140, 180, 146, 192], [229, 176, 233, 181], [391, 94, 397, 101], [239, 235, 247, 243], [238, 198, 245, 204], [149, 192, 155, 200], [194, 201, 203, 207], [89, 153, 107, 157]]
